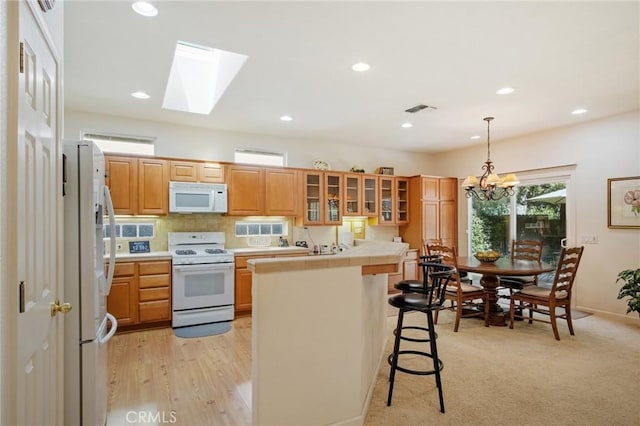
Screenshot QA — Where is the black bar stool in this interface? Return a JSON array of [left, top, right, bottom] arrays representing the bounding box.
[[393, 254, 443, 293], [387, 262, 456, 413]]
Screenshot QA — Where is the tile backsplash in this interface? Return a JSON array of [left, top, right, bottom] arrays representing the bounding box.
[[109, 214, 400, 253]]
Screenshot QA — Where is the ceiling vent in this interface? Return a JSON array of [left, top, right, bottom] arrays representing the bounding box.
[[405, 104, 438, 113]]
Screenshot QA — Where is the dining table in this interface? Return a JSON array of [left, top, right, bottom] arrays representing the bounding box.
[[455, 256, 556, 326]]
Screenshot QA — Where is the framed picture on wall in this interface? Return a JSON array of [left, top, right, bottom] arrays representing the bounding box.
[[608, 176, 640, 229]]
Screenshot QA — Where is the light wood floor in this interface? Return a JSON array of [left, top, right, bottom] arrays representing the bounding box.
[[107, 317, 253, 426]]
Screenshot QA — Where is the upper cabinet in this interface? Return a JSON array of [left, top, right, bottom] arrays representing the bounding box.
[[399, 176, 458, 253], [138, 158, 169, 215], [343, 173, 379, 217], [106, 155, 168, 215], [375, 176, 408, 225], [106, 156, 137, 215], [226, 164, 300, 216], [300, 171, 343, 225], [170, 160, 224, 183]]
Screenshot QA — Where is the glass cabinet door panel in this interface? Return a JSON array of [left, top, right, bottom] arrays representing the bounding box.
[[379, 177, 394, 224], [396, 178, 409, 224], [304, 172, 323, 225], [363, 175, 378, 217], [344, 174, 361, 216], [325, 173, 342, 224]]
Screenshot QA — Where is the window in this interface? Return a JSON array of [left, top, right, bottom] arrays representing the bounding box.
[[235, 221, 286, 237], [83, 132, 155, 155], [234, 148, 286, 167], [104, 222, 155, 239], [468, 171, 574, 285]]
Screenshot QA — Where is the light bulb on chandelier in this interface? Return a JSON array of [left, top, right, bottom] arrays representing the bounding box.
[[462, 117, 519, 201]]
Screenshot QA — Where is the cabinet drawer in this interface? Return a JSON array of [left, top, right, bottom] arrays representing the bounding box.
[[139, 274, 170, 289], [113, 262, 135, 277], [138, 260, 171, 275], [139, 287, 170, 302], [139, 300, 170, 322]]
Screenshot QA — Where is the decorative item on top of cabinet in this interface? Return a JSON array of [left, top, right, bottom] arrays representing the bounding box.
[[226, 164, 300, 216], [399, 176, 458, 256], [170, 160, 225, 183], [298, 171, 343, 225]]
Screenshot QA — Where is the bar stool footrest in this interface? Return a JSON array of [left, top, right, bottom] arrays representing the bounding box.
[[387, 350, 444, 376], [393, 325, 438, 343]]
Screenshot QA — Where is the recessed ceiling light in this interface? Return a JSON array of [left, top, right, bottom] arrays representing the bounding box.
[[470, 135, 481, 140], [131, 91, 150, 99], [571, 108, 588, 115], [132, 1, 158, 17], [496, 87, 514, 95], [401, 122, 413, 128], [280, 115, 292, 122], [351, 62, 371, 72]]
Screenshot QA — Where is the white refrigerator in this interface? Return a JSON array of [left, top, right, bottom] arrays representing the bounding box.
[[63, 141, 117, 426]]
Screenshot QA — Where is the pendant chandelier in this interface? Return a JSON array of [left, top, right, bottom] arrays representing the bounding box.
[[462, 117, 519, 201]]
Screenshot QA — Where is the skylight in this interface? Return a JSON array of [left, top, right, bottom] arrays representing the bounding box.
[[162, 41, 248, 115]]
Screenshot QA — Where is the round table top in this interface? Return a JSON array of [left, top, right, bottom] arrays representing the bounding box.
[[455, 256, 556, 276]]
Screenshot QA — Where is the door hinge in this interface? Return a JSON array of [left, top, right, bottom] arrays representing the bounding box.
[[19, 42, 24, 73], [19, 281, 25, 313]]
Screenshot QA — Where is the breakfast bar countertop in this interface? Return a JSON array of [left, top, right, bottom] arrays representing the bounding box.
[[246, 240, 408, 273]]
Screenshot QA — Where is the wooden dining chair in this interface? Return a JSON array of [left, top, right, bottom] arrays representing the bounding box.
[[508, 246, 584, 340], [427, 243, 489, 332], [498, 239, 543, 296]]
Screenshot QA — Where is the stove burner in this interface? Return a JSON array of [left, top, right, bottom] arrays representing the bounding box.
[[204, 248, 226, 254], [175, 249, 197, 255]]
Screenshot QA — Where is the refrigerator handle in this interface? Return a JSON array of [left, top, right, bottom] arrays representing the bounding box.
[[99, 313, 118, 344], [104, 186, 116, 295]]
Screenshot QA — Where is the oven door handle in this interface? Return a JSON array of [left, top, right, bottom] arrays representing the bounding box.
[[174, 264, 233, 272]]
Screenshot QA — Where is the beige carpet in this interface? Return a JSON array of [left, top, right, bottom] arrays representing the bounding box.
[[365, 309, 640, 426]]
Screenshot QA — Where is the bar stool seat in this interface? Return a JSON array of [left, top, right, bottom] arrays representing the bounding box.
[[387, 263, 456, 413]]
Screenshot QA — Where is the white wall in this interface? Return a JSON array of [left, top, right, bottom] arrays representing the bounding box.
[[432, 111, 640, 318], [64, 110, 436, 175]]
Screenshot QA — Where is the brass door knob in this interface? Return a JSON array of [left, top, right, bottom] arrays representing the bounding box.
[[51, 299, 72, 317]]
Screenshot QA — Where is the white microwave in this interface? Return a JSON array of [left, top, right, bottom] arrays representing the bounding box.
[[169, 182, 228, 213]]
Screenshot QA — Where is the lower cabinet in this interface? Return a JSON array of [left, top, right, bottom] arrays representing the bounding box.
[[107, 259, 172, 330], [387, 249, 419, 293], [235, 253, 305, 315]]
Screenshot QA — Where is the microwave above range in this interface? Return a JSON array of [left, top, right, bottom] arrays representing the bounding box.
[[169, 181, 228, 213]]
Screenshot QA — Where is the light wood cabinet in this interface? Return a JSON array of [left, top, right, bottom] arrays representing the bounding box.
[[138, 158, 169, 215], [106, 157, 137, 215], [234, 253, 304, 315], [343, 173, 379, 217], [399, 176, 458, 255], [227, 165, 299, 216], [106, 259, 172, 330], [170, 160, 225, 183], [105, 155, 169, 215], [300, 171, 343, 225], [375, 176, 409, 225]]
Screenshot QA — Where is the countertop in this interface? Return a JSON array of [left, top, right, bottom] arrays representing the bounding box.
[[108, 251, 172, 261], [247, 240, 408, 273], [229, 246, 311, 256]]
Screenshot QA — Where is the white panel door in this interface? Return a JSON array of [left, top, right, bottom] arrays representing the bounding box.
[[16, 1, 62, 424]]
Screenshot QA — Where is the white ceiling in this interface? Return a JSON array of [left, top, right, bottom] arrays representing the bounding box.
[[64, 1, 640, 154]]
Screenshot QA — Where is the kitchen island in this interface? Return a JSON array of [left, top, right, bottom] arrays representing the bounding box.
[[247, 240, 408, 426]]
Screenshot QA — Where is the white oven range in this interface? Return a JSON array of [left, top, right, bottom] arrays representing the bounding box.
[[169, 232, 234, 328]]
